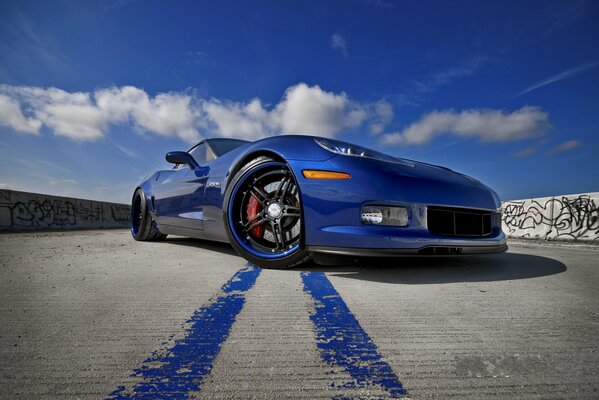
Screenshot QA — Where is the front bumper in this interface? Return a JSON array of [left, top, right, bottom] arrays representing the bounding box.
[[308, 242, 508, 257]]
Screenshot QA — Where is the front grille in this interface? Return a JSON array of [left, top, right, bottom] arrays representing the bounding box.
[[427, 206, 496, 237]]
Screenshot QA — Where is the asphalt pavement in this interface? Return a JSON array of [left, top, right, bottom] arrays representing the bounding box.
[[0, 230, 597, 399]]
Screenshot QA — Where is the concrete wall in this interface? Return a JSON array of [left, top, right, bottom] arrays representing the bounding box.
[[2, 188, 597, 242], [502, 192, 599, 243], [0, 189, 130, 231]]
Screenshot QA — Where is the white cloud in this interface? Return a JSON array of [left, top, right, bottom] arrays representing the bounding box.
[[112, 141, 140, 159], [2, 86, 110, 141], [203, 98, 270, 140], [96, 86, 201, 142], [548, 139, 581, 155], [398, 56, 490, 106], [186, 50, 215, 67], [369, 100, 393, 135], [201, 83, 368, 138], [375, 100, 393, 121], [95, 85, 143, 121], [331, 33, 348, 56], [274, 83, 348, 137], [40, 92, 108, 141], [0, 94, 41, 134], [381, 106, 550, 145], [369, 122, 385, 135], [1, 84, 201, 142], [414, 56, 488, 95], [0, 83, 389, 143], [2, 83, 554, 149], [49, 178, 78, 185], [517, 61, 599, 97], [132, 92, 200, 142], [512, 146, 537, 158]]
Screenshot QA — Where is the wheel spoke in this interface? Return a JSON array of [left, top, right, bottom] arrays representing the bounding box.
[[249, 187, 269, 206], [269, 220, 286, 251], [269, 221, 280, 250], [242, 212, 262, 229], [282, 180, 294, 198], [243, 215, 268, 232], [276, 221, 286, 249], [283, 205, 301, 218], [274, 175, 290, 199]]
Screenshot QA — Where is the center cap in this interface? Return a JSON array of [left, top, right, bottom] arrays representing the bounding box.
[[267, 203, 283, 219]]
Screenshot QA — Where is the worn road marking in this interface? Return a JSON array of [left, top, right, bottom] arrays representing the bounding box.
[[107, 266, 261, 399], [301, 271, 408, 399]]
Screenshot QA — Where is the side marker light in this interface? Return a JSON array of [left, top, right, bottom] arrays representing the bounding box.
[[302, 170, 351, 180]]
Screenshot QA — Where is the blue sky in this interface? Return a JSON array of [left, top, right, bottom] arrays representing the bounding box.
[[0, 0, 597, 203]]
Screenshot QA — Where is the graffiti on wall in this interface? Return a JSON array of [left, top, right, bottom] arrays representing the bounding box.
[[110, 205, 131, 223], [9, 199, 77, 228], [0, 189, 130, 230], [502, 194, 599, 242], [0, 190, 11, 201]]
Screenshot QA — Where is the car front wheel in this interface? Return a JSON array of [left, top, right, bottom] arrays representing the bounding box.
[[224, 157, 311, 269]]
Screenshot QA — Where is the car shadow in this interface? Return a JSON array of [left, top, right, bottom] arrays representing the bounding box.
[[164, 237, 239, 256], [297, 252, 567, 284], [163, 238, 567, 285]]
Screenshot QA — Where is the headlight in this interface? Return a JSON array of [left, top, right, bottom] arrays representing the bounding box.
[[315, 138, 414, 167]]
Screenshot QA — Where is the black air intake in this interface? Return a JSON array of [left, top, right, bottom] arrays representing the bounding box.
[[427, 206, 496, 237]]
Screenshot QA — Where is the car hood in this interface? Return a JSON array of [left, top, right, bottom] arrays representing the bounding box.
[[314, 155, 501, 210]]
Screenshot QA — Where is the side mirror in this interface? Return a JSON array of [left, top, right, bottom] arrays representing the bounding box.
[[165, 151, 198, 169]]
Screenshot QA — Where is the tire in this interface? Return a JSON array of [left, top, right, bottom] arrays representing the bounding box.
[[130, 188, 167, 241], [223, 157, 312, 269]]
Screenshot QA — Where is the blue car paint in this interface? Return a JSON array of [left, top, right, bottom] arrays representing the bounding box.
[[136, 135, 505, 253], [288, 154, 504, 249]]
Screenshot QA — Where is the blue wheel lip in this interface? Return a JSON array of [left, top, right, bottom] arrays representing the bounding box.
[[228, 161, 301, 260], [130, 221, 139, 236]]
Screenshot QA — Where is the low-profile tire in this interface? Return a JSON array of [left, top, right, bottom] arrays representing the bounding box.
[[223, 156, 312, 269], [130, 188, 167, 241]]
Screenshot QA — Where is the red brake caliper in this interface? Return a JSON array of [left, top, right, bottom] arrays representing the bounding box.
[[246, 192, 264, 238]]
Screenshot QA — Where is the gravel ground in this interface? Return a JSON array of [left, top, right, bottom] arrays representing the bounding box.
[[0, 230, 597, 399]]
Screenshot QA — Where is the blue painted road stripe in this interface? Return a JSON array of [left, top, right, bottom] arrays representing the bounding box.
[[301, 271, 407, 399], [108, 267, 261, 399]]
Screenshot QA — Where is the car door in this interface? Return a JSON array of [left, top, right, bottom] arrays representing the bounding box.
[[152, 143, 211, 230]]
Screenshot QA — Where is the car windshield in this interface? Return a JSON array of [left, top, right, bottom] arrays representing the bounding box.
[[208, 139, 250, 157]]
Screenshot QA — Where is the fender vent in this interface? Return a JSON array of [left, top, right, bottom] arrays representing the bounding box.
[[427, 206, 496, 237]]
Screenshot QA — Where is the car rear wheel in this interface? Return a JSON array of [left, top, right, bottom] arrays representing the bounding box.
[[131, 188, 167, 241], [224, 157, 311, 269]]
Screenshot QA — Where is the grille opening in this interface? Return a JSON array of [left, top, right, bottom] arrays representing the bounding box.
[[427, 206, 495, 238], [418, 247, 462, 255]]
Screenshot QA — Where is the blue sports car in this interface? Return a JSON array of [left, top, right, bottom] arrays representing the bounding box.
[[131, 136, 507, 268]]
